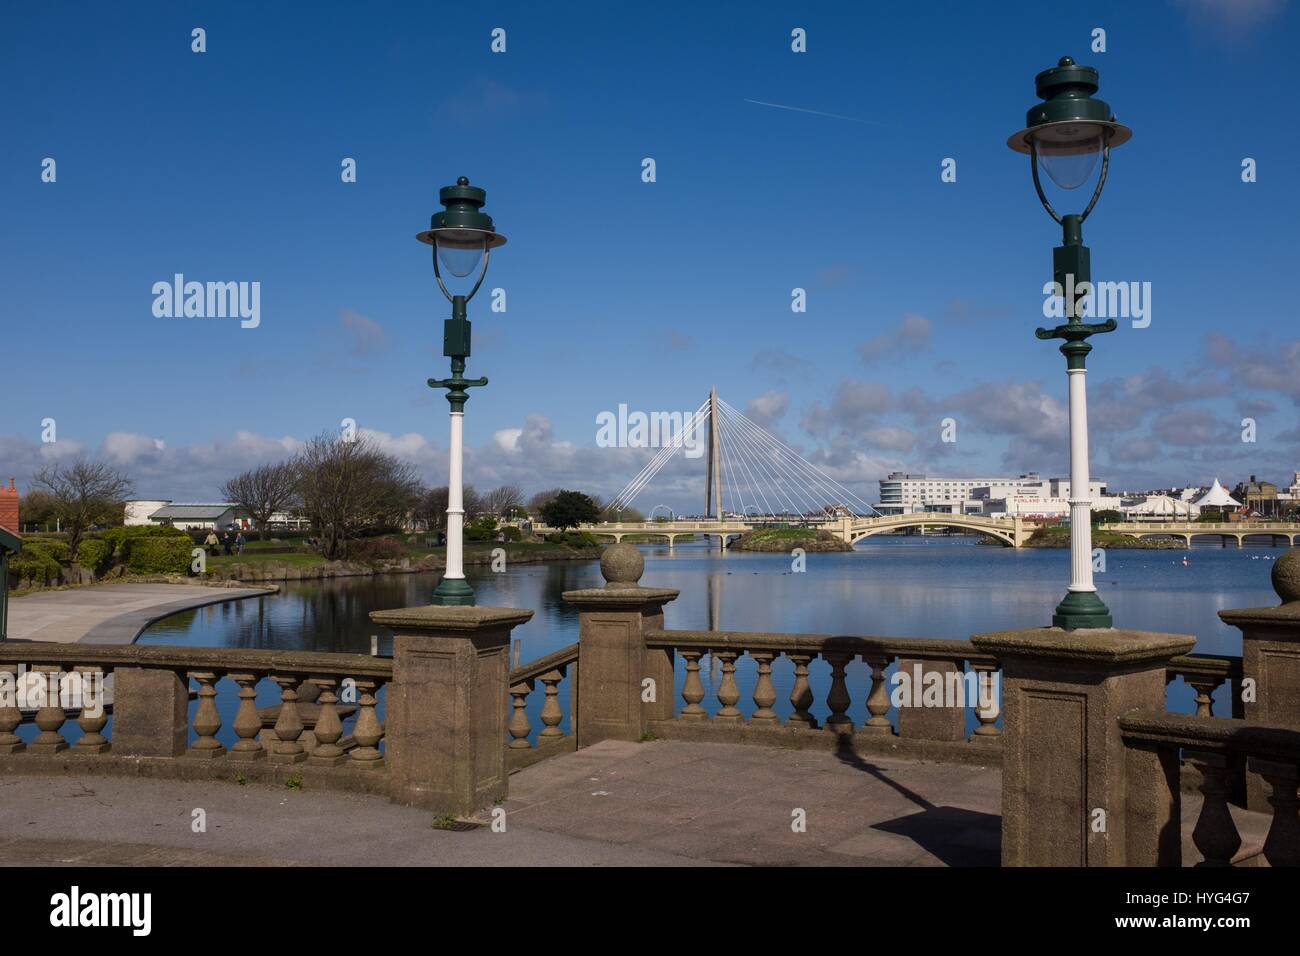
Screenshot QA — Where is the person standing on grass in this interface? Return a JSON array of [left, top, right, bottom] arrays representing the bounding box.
[[204, 529, 219, 555], [235, 531, 245, 555]]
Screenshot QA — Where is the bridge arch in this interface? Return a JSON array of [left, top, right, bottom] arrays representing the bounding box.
[[844, 513, 1028, 548]]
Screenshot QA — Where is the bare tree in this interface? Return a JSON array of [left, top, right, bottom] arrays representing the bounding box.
[[528, 488, 562, 513], [482, 484, 524, 516], [34, 460, 134, 559], [415, 486, 449, 532], [221, 461, 298, 539], [294, 433, 422, 559]]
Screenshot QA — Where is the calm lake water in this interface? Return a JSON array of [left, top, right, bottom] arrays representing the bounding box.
[[128, 535, 1282, 740]]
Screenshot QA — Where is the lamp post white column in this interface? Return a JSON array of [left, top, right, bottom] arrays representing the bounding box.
[[1066, 366, 1095, 596], [444, 409, 466, 590]]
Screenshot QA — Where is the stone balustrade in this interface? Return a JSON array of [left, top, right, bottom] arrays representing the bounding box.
[[506, 642, 578, 769], [641, 630, 1001, 764], [1118, 711, 1300, 866], [0, 643, 392, 795]]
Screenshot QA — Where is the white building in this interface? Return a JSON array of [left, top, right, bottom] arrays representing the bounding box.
[[877, 472, 1109, 518], [124, 499, 308, 531]]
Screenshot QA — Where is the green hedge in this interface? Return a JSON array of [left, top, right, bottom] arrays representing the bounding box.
[[548, 531, 599, 547], [101, 525, 190, 560], [11, 549, 61, 585], [75, 538, 113, 574], [22, 538, 71, 563], [125, 537, 194, 574]]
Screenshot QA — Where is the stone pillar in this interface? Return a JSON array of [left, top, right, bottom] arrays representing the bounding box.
[[562, 543, 678, 747], [369, 604, 533, 816], [1219, 548, 1300, 811], [111, 667, 189, 757], [969, 627, 1194, 866], [895, 658, 966, 741]]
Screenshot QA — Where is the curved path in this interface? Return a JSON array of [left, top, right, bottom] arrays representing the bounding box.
[[5, 583, 273, 645]]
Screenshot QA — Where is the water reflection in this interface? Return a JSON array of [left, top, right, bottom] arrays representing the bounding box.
[[135, 536, 1281, 742]]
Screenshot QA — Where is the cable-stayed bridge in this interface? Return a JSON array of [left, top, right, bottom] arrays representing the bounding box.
[[531, 389, 1034, 548]]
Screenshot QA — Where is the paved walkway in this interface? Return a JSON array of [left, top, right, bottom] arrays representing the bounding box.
[[0, 741, 1271, 866], [6, 583, 271, 644]]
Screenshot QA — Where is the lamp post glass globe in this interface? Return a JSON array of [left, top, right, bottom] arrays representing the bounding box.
[[434, 231, 488, 279], [1034, 128, 1104, 189]]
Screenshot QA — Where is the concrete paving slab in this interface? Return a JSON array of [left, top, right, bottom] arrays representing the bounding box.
[[6, 583, 271, 645]]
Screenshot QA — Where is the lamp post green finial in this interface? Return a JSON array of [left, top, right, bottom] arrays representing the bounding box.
[[417, 177, 507, 606], [1009, 58, 1133, 630]]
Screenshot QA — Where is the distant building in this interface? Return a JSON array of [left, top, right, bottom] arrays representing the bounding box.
[[125, 499, 307, 531], [1194, 479, 1242, 513], [1233, 475, 1279, 518], [876, 472, 1110, 519]]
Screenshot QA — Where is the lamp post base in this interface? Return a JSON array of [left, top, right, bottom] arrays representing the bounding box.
[[1052, 589, 1112, 630], [432, 577, 476, 607]]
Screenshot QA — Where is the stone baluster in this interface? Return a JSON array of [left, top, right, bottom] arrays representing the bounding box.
[[348, 678, 384, 768], [508, 680, 534, 749], [971, 662, 1001, 739], [1251, 758, 1299, 868], [1186, 677, 1218, 717], [187, 671, 226, 758], [0, 665, 24, 754], [862, 654, 892, 735], [750, 652, 778, 724], [269, 674, 307, 764], [73, 665, 110, 754], [787, 654, 816, 728], [30, 665, 68, 754], [227, 672, 265, 760], [1189, 751, 1242, 866], [680, 650, 706, 719], [715, 651, 741, 722], [824, 653, 853, 732], [538, 669, 565, 739], [309, 677, 345, 766]]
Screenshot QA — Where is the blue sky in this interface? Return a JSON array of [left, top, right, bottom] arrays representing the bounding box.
[[2, 0, 1297, 512]]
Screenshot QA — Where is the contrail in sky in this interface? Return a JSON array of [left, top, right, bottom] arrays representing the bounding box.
[[743, 98, 880, 125]]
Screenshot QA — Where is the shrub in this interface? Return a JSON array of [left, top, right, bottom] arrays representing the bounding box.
[[101, 525, 191, 561], [549, 531, 598, 547], [125, 537, 193, 574], [500, 526, 522, 543], [23, 538, 70, 563], [10, 549, 62, 585], [346, 537, 410, 563], [464, 515, 499, 542], [74, 537, 113, 575]]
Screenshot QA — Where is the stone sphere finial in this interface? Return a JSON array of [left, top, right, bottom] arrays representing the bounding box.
[[601, 542, 644, 588], [1273, 548, 1300, 604]]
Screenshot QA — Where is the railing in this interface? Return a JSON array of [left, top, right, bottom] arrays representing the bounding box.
[[506, 643, 578, 769], [642, 629, 1001, 763], [1119, 711, 1300, 866], [1101, 522, 1300, 532], [0, 643, 391, 794], [1167, 653, 1244, 718]]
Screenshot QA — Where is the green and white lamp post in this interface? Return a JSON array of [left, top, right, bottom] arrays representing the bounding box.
[[418, 177, 507, 606], [1008, 57, 1131, 630]]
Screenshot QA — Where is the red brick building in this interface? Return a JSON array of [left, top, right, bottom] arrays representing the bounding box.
[[0, 478, 18, 535]]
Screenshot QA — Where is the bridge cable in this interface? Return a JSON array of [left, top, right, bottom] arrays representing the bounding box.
[[716, 402, 805, 517], [717, 404, 782, 519], [720, 401, 866, 517], [719, 402, 836, 518], [719, 398, 880, 516]]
